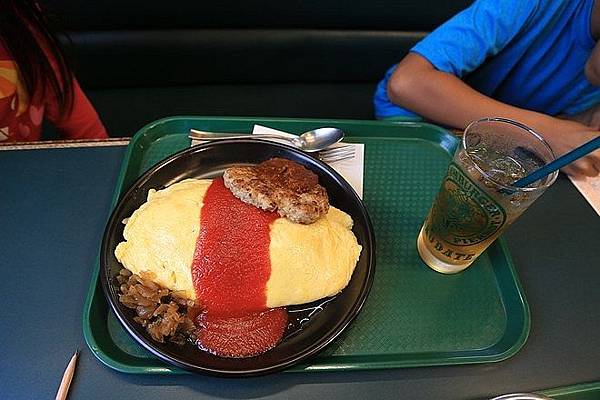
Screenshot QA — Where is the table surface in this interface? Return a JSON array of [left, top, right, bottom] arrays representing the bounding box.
[[1, 142, 599, 400]]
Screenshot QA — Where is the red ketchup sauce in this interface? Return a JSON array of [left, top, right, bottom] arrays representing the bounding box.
[[191, 178, 288, 358]]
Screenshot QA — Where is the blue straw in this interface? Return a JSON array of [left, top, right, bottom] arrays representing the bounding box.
[[513, 136, 600, 188]]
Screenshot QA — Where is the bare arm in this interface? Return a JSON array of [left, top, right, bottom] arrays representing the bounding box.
[[388, 53, 600, 176]]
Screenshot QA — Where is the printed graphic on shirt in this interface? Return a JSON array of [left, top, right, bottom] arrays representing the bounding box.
[[0, 60, 36, 141]]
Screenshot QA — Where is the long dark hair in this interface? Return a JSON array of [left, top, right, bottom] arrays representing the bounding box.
[[0, 0, 73, 115]]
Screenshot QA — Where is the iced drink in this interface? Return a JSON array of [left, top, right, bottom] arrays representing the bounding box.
[[417, 118, 558, 274]]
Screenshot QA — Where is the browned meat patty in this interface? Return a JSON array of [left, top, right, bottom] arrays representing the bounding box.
[[223, 158, 329, 224]]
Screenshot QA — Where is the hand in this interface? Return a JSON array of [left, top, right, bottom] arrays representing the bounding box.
[[540, 119, 600, 178]]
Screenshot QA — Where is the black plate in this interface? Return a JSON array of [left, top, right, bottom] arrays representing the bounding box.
[[100, 139, 375, 376]]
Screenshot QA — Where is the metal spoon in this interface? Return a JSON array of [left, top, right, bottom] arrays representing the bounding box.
[[189, 127, 345, 152]]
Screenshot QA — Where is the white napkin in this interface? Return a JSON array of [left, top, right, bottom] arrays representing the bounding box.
[[568, 175, 600, 216], [190, 125, 364, 198]]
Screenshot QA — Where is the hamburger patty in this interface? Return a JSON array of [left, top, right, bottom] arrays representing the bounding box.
[[223, 158, 329, 224]]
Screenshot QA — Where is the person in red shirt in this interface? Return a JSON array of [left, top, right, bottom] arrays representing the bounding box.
[[0, 0, 107, 142]]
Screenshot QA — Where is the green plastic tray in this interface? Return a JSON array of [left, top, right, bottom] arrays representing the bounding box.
[[540, 381, 600, 400], [83, 116, 530, 374]]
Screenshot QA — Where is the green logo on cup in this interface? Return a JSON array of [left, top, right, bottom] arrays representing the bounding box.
[[430, 163, 507, 246]]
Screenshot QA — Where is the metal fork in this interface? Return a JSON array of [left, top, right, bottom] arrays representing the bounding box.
[[318, 145, 356, 163], [188, 131, 356, 162]]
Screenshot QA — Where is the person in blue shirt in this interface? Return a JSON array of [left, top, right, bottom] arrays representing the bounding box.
[[375, 0, 600, 177]]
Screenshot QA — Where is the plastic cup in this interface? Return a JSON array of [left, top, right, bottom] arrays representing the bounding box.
[[417, 117, 558, 274]]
